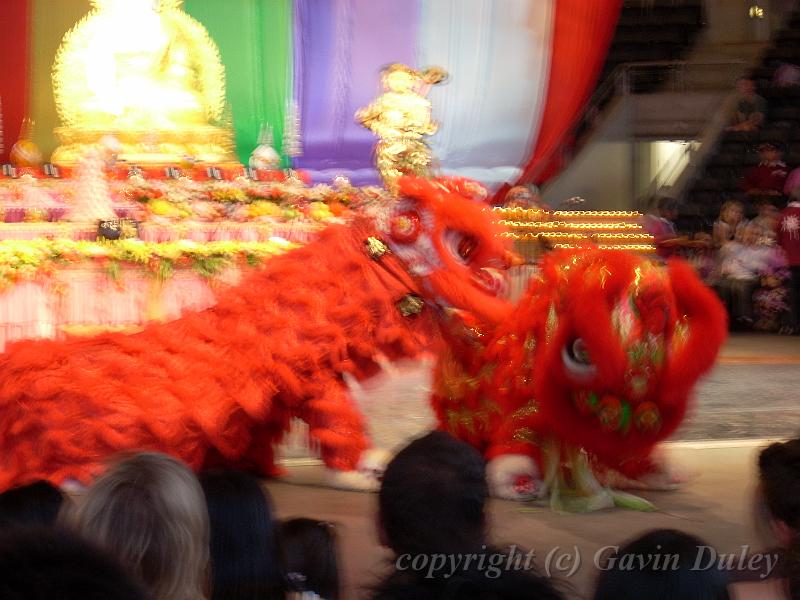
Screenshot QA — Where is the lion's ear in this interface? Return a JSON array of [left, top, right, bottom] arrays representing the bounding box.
[[661, 259, 727, 404]]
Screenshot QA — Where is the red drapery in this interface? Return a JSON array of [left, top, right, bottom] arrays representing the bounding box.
[[0, 0, 31, 163], [517, 0, 621, 186]]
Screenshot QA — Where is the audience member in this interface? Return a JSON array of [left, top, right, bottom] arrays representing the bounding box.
[[742, 143, 788, 199], [200, 469, 284, 600], [713, 227, 777, 329], [748, 198, 780, 243], [641, 197, 693, 258], [784, 165, 800, 199], [0, 480, 66, 528], [281, 518, 340, 600], [753, 254, 791, 332], [594, 529, 729, 600], [373, 431, 564, 600], [728, 439, 800, 599], [713, 201, 747, 248], [778, 196, 800, 334], [0, 526, 151, 600], [728, 78, 766, 131], [73, 452, 209, 600], [503, 185, 549, 211]]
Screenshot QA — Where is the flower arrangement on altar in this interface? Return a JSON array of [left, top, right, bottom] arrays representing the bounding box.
[[0, 173, 387, 227], [0, 238, 294, 288]]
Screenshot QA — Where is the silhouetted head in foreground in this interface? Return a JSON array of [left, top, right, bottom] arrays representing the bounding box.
[[0, 526, 150, 600], [0, 480, 66, 528], [280, 517, 340, 600], [374, 431, 564, 600], [200, 469, 283, 600], [75, 452, 209, 600], [593, 529, 729, 600]]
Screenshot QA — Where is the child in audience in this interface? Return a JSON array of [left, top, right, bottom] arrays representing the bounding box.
[[713, 201, 747, 248], [72, 452, 209, 600], [749, 199, 780, 244], [752, 242, 790, 332], [713, 227, 774, 329], [0, 480, 67, 528], [372, 431, 564, 600], [200, 469, 284, 600], [742, 143, 788, 199], [281, 518, 340, 600], [594, 529, 729, 600]]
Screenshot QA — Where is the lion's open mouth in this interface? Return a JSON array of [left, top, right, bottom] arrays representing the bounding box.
[[473, 267, 507, 297]]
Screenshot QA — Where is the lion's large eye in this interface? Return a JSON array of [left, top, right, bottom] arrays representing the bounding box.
[[458, 235, 478, 262], [562, 338, 597, 380], [444, 229, 478, 264]]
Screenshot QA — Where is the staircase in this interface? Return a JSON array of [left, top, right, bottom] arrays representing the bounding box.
[[602, 0, 706, 92], [682, 6, 800, 230], [532, 0, 708, 188]]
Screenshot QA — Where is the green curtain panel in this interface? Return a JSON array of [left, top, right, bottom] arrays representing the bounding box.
[[30, 0, 91, 159], [184, 0, 293, 165]]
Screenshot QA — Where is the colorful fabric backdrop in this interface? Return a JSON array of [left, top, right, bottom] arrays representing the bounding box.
[[0, 0, 619, 189]]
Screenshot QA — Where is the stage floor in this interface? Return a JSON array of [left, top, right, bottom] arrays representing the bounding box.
[[270, 333, 800, 598]]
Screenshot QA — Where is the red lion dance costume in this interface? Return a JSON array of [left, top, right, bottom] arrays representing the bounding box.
[[0, 177, 514, 492], [432, 248, 727, 510]]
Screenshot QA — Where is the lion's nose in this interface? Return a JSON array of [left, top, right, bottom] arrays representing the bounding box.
[[474, 267, 507, 296]]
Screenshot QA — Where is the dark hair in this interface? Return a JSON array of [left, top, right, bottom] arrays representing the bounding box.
[[759, 440, 800, 528], [0, 481, 66, 528], [374, 432, 564, 600], [656, 196, 679, 213], [759, 440, 800, 599], [379, 431, 487, 557], [0, 526, 150, 600], [200, 470, 283, 600], [280, 518, 340, 600], [593, 529, 729, 600]]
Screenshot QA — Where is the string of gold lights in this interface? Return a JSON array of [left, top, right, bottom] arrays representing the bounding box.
[[550, 243, 656, 252], [500, 221, 645, 231]]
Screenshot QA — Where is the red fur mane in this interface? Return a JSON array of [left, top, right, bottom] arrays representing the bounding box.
[[0, 176, 511, 490]]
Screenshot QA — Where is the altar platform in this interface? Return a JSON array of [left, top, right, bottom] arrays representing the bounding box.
[[0, 170, 657, 350]]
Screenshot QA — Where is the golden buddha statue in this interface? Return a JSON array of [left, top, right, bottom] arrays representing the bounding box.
[[356, 64, 447, 190], [51, 0, 235, 165]]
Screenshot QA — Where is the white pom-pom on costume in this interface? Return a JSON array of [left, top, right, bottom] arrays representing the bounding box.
[[325, 448, 391, 492], [486, 454, 544, 501]]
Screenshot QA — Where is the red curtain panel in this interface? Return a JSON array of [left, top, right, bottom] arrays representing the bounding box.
[[517, 0, 622, 185], [0, 0, 32, 162]]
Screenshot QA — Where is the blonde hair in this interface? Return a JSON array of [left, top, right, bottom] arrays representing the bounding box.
[[719, 200, 744, 224], [74, 452, 209, 600]]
